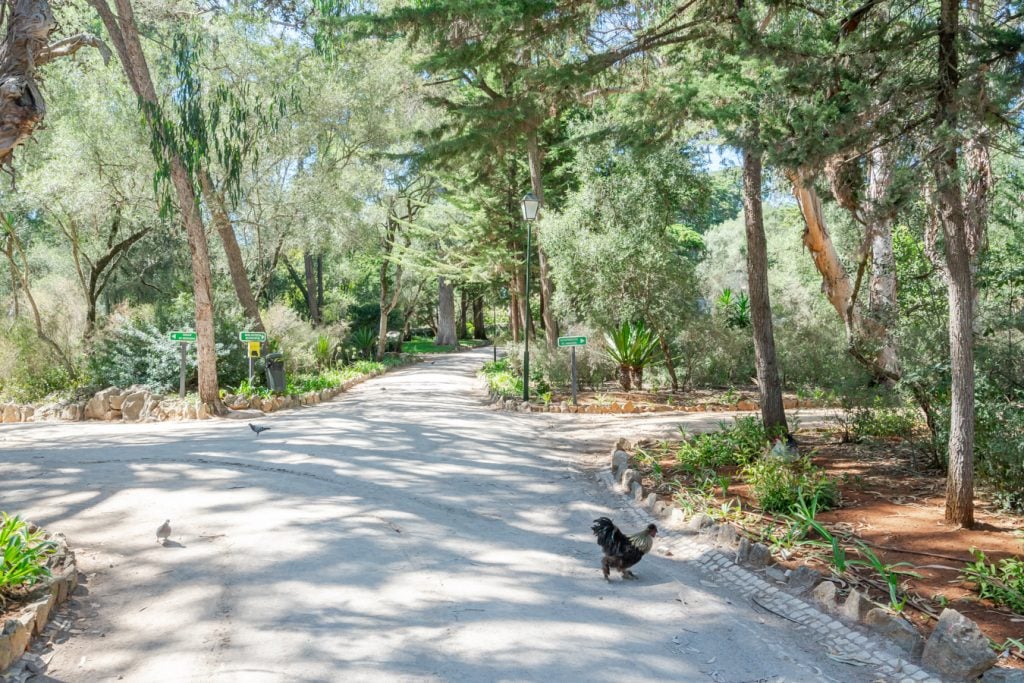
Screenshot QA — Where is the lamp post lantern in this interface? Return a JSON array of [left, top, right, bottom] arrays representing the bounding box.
[[520, 192, 540, 402]]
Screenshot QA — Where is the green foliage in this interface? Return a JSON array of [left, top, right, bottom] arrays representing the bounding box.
[[603, 321, 661, 391], [348, 327, 377, 360], [676, 417, 773, 469], [0, 321, 79, 402], [479, 358, 522, 399], [961, 549, 1024, 614], [402, 336, 459, 354], [849, 398, 919, 440], [850, 542, 920, 613], [742, 457, 838, 515], [0, 513, 56, 595], [716, 289, 751, 329]]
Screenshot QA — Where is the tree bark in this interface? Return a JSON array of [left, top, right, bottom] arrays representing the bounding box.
[[865, 147, 899, 381], [457, 288, 468, 339], [472, 294, 487, 339], [436, 277, 457, 346], [743, 143, 787, 432], [928, 0, 985, 528], [0, 2, 109, 168], [200, 168, 264, 331], [303, 252, 320, 325], [509, 287, 521, 343], [90, 0, 222, 410], [525, 129, 559, 347]]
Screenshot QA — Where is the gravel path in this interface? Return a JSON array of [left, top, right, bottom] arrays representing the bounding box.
[[0, 347, 882, 682]]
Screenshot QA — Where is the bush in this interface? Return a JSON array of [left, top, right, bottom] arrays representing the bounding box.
[[0, 513, 56, 594], [849, 397, 919, 439], [961, 548, 1024, 614], [743, 457, 838, 514], [676, 417, 776, 470], [0, 320, 79, 402], [479, 358, 522, 398]]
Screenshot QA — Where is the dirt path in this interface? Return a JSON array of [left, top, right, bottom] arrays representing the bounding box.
[[0, 347, 884, 682]]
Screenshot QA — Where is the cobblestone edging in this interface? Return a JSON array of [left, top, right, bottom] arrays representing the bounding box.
[[0, 528, 77, 679], [601, 440, 1018, 683]]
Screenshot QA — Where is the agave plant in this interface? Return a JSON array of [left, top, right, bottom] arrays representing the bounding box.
[[313, 334, 336, 370], [603, 321, 661, 391]]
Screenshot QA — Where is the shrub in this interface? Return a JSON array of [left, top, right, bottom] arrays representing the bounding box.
[[743, 457, 838, 514], [676, 417, 774, 469], [850, 397, 919, 439], [604, 321, 660, 391], [348, 327, 377, 360], [479, 358, 523, 398], [961, 548, 1024, 614], [0, 320, 79, 402], [0, 513, 56, 595]]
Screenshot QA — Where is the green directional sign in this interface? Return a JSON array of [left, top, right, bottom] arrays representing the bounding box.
[[558, 335, 587, 347], [239, 331, 267, 342], [167, 331, 197, 342]]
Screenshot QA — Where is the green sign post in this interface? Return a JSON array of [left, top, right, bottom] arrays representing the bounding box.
[[557, 336, 588, 406], [167, 331, 196, 397], [557, 336, 587, 347], [239, 331, 267, 342]]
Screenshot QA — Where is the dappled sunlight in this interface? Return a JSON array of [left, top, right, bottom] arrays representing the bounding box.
[[0, 350, 868, 681]]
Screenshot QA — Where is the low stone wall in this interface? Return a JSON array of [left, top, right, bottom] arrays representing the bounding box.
[[607, 439, 1013, 683], [0, 528, 77, 676], [0, 367, 392, 425]]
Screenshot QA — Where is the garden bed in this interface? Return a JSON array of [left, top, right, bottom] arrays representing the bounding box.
[[628, 421, 1024, 666]]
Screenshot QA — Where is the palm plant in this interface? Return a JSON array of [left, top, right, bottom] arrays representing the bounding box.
[[348, 327, 377, 360], [604, 321, 661, 391]]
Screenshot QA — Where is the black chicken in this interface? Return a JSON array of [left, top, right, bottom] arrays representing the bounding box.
[[591, 517, 657, 581]]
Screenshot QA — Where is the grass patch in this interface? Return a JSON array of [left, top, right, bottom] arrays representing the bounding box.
[[233, 357, 408, 399], [403, 336, 489, 354]]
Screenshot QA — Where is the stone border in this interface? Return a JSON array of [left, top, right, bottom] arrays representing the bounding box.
[[605, 440, 1017, 683], [486, 388, 821, 415], [0, 359, 416, 425], [0, 527, 77, 676]]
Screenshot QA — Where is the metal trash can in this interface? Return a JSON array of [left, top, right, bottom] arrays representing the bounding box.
[[265, 352, 286, 394]]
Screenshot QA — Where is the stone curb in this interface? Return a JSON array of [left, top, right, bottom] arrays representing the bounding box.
[[0, 358, 420, 426], [485, 388, 820, 415], [0, 528, 77, 677], [601, 440, 1010, 683]]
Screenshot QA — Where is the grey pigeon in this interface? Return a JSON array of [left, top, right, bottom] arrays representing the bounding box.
[[156, 520, 171, 544], [249, 423, 270, 437]]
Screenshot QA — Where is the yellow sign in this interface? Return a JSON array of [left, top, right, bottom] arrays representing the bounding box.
[[248, 341, 262, 358]]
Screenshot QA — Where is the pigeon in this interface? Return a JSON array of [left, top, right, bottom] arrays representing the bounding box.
[[156, 520, 171, 544], [249, 423, 270, 437]]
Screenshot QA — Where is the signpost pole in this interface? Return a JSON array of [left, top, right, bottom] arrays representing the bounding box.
[[248, 356, 254, 386], [179, 342, 187, 398], [571, 346, 578, 407]]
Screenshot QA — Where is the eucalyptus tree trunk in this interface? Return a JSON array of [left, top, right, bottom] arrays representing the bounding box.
[[376, 216, 402, 361], [90, 0, 222, 410], [436, 277, 457, 346], [742, 143, 787, 432], [509, 288, 521, 343], [0, 1, 110, 167], [303, 252, 321, 325], [525, 129, 559, 347], [200, 169, 264, 331], [457, 288, 468, 339]]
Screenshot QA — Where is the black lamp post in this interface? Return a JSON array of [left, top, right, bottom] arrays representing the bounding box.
[[520, 191, 541, 402]]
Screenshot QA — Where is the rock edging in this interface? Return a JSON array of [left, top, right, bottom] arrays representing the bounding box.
[[0, 527, 77, 676], [605, 439, 1010, 683], [0, 361, 414, 425], [487, 390, 820, 415]]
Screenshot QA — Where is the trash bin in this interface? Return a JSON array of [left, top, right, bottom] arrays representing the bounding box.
[[265, 352, 286, 394]]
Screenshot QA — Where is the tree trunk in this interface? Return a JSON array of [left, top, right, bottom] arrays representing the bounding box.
[[930, 0, 983, 528], [866, 147, 900, 382], [303, 252, 320, 325], [91, 0, 222, 410], [658, 335, 679, 392], [509, 288, 521, 343], [200, 168, 264, 331], [514, 265, 533, 340], [436, 276, 457, 346], [473, 294, 487, 339], [525, 129, 559, 347], [457, 288, 468, 339], [743, 143, 787, 433]]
